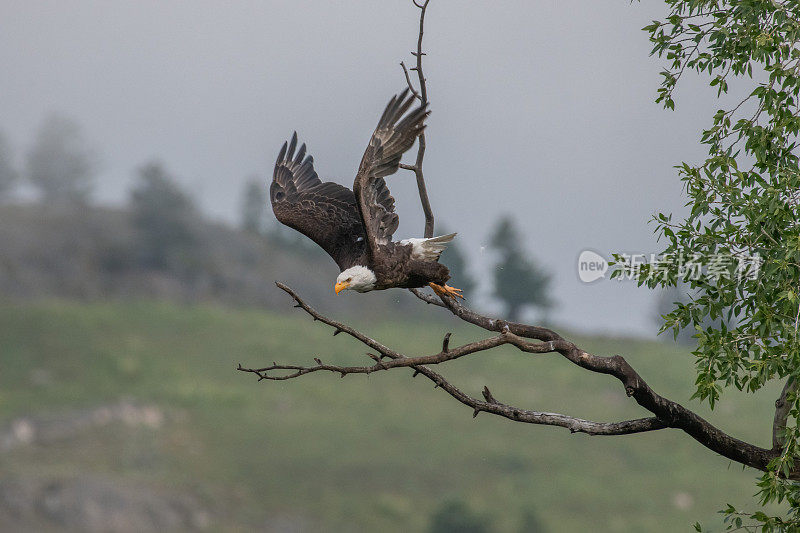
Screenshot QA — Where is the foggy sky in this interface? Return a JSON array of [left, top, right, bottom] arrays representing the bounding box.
[[0, 1, 725, 337]]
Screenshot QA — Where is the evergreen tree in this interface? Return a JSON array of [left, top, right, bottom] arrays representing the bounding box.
[[490, 216, 552, 321]]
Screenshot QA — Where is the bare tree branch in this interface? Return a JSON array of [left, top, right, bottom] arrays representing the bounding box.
[[427, 295, 780, 474], [239, 283, 666, 437], [773, 377, 797, 450], [240, 282, 793, 477], [399, 62, 421, 102], [409, 287, 446, 307], [400, 0, 434, 239]]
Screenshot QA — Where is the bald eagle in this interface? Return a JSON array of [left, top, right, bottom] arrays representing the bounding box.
[[269, 89, 463, 299]]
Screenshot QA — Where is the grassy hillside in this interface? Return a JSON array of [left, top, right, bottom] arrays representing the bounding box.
[[0, 300, 785, 531]]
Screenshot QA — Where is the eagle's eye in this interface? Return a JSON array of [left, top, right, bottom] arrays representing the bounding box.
[[275, 191, 285, 201], [346, 277, 352, 283]]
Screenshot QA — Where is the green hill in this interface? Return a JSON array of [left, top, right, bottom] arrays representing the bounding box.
[[0, 300, 783, 531]]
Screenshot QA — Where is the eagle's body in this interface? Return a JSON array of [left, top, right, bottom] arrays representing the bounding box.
[[368, 238, 453, 290], [269, 89, 462, 298]]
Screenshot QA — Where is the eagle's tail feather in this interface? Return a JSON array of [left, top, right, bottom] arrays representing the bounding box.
[[401, 233, 457, 261]]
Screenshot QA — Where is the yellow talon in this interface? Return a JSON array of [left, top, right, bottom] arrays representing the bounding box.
[[429, 282, 465, 300]]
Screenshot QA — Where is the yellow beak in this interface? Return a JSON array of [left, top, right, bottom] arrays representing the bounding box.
[[334, 281, 349, 294]]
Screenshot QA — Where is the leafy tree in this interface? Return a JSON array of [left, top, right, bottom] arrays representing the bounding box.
[[654, 282, 735, 345], [489, 216, 552, 321], [240, 177, 268, 234], [0, 130, 18, 200], [130, 161, 199, 271], [654, 284, 701, 346], [26, 113, 95, 204], [625, 1, 800, 529]]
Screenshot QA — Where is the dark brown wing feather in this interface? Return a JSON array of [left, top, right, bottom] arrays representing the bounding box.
[[353, 89, 429, 258], [270, 132, 366, 270]]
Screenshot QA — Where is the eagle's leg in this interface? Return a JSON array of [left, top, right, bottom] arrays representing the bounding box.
[[429, 282, 465, 300]]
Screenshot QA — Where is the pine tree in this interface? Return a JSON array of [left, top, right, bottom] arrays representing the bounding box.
[[489, 216, 552, 321]]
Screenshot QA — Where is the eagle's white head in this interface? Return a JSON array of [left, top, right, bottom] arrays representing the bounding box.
[[335, 265, 377, 294]]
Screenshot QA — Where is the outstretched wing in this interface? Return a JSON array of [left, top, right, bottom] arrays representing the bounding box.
[[353, 89, 429, 258], [270, 133, 366, 270]]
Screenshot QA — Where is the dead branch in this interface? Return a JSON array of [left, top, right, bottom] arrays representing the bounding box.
[[428, 291, 780, 474], [239, 283, 665, 437], [399, 0, 434, 239], [239, 281, 794, 476]]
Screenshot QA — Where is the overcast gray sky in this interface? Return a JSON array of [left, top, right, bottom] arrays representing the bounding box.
[[0, 1, 726, 337]]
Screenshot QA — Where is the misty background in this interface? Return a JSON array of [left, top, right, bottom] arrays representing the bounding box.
[[0, 0, 720, 336], [1, 2, 781, 532]]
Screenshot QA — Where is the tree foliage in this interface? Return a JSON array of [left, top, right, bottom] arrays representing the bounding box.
[[26, 114, 95, 204], [489, 216, 552, 322], [630, 1, 800, 529], [654, 282, 734, 345]]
